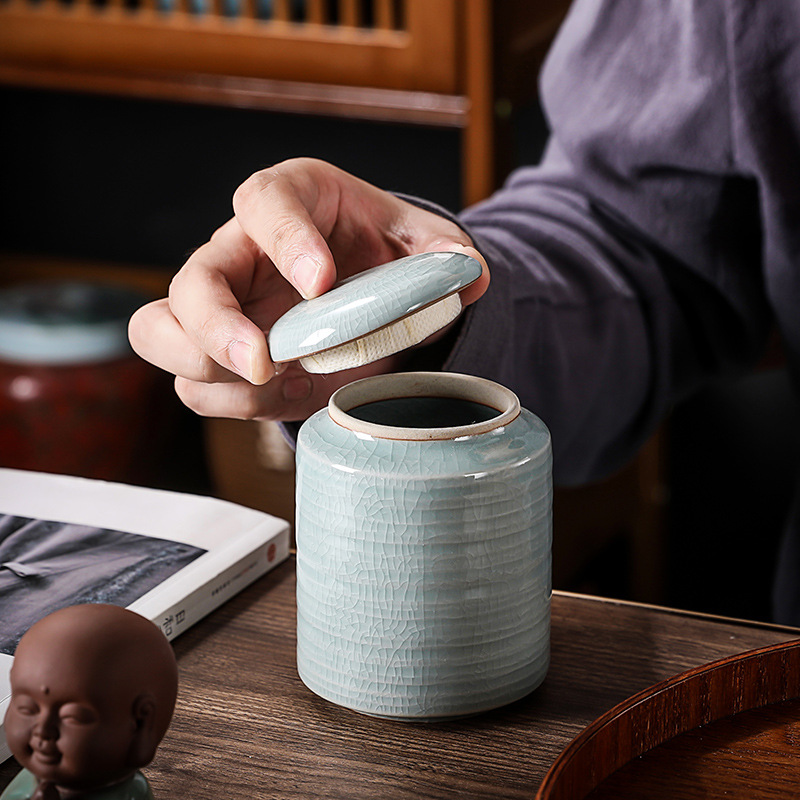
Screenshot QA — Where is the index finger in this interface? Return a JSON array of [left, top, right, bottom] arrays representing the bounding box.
[[232, 159, 337, 300], [167, 220, 274, 385]]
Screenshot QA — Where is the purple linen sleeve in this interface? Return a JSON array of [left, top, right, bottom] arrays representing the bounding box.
[[284, 0, 774, 488], [447, 0, 770, 485]]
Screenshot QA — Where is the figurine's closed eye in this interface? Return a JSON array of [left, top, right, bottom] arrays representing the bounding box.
[[12, 696, 38, 716], [59, 703, 98, 725]]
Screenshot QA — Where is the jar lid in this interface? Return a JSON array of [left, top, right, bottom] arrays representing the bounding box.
[[0, 281, 147, 365], [267, 251, 482, 374]]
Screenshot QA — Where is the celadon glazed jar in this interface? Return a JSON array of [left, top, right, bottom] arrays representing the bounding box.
[[294, 371, 552, 720], [269, 252, 553, 719]]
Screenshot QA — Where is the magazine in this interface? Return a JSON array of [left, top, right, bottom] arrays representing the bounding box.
[[0, 468, 291, 763]]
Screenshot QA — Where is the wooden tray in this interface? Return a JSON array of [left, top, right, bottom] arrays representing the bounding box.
[[536, 637, 800, 799]]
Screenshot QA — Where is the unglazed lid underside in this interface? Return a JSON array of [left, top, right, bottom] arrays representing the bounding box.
[[267, 252, 482, 373]]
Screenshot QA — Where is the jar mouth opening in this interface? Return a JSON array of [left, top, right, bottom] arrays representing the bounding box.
[[328, 372, 520, 441]]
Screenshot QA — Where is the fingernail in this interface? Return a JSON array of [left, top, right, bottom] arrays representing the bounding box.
[[293, 256, 321, 299], [283, 375, 313, 403], [228, 341, 253, 382]]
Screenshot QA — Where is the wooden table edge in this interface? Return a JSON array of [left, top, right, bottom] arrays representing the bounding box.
[[552, 589, 800, 635]]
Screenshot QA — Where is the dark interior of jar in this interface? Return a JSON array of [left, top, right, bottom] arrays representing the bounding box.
[[347, 396, 501, 429]]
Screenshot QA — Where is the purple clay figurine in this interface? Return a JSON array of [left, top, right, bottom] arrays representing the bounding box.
[[1, 604, 178, 800]]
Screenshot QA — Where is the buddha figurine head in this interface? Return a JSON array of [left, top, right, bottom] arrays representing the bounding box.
[[3, 604, 178, 796]]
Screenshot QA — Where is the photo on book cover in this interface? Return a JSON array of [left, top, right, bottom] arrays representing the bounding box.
[[0, 513, 206, 655]]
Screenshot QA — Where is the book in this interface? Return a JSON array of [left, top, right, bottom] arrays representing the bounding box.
[[0, 468, 291, 763]]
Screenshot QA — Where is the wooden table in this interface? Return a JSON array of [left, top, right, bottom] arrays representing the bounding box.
[[2, 557, 798, 798]]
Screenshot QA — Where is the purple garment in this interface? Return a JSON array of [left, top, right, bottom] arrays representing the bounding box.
[[442, 0, 798, 622], [285, 0, 800, 622]]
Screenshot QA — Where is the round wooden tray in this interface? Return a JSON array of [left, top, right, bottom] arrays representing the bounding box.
[[536, 637, 800, 799]]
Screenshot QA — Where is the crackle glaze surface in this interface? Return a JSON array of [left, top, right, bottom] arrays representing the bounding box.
[[268, 251, 482, 363], [295, 377, 552, 720]]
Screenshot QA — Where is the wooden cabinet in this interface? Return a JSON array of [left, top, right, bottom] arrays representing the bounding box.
[[0, 0, 570, 206]]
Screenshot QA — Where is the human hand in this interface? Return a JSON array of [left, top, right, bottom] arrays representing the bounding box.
[[128, 158, 489, 422]]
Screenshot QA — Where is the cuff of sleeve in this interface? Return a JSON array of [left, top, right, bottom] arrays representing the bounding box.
[[393, 193, 511, 379], [278, 420, 301, 449]]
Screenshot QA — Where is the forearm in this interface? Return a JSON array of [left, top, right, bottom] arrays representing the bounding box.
[[452, 164, 670, 485]]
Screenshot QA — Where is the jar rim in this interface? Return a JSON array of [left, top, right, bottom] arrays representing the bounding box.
[[328, 372, 520, 441]]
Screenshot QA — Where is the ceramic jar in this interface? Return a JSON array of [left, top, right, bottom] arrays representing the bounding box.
[[295, 371, 552, 720], [0, 281, 163, 481]]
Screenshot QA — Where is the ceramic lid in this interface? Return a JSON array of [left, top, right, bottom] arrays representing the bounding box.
[[267, 251, 482, 374]]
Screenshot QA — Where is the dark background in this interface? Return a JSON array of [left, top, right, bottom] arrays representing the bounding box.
[[1, 85, 798, 622]]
